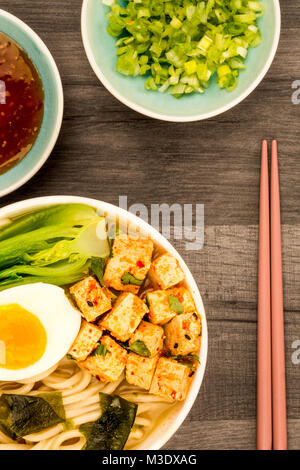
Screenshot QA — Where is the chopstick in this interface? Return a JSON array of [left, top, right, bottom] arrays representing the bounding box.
[[257, 140, 272, 450], [257, 140, 287, 450], [270, 140, 287, 450]]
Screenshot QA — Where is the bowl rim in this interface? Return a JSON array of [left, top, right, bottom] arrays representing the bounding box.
[[0, 9, 64, 198], [0, 195, 208, 450], [81, 0, 281, 122]]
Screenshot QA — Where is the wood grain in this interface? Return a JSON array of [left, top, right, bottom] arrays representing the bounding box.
[[0, 0, 299, 450]]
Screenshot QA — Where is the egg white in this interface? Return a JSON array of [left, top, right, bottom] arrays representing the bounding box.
[[0, 283, 81, 381]]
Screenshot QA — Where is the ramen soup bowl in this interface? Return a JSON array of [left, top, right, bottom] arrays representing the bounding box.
[[0, 10, 63, 197], [0, 195, 208, 450]]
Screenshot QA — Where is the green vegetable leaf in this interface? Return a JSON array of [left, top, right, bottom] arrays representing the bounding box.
[[80, 393, 137, 450], [128, 340, 151, 357], [90, 257, 107, 287], [0, 205, 110, 290], [28, 218, 109, 266], [91, 344, 110, 357], [0, 392, 65, 439], [168, 354, 200, 370], [0, 257, 91, 291], [121, 272, 143, 286], [168, 295, 184, 314], [0, 204, 97, 242]]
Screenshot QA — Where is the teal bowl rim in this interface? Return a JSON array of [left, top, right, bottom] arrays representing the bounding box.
[[0, 9, 64, 197], [81, 0, 281, 122]]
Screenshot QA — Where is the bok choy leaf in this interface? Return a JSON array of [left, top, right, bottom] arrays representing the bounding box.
[[0, 204, 97, 242], [0, 205, 110, 290]]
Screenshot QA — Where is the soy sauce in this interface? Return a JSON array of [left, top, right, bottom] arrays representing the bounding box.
[[0, 33, 44, 174]]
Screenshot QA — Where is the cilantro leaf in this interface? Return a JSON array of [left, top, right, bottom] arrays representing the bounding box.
[[127, 340, 151, 357], [91, 344, 110, 357], [90, 257, 107, 287], [121, 272, 143, 286], [168, 295, 184, 314], [169, 354, 200, 370]]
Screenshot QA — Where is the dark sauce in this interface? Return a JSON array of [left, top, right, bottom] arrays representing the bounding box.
[[0, 33, 44, 174]]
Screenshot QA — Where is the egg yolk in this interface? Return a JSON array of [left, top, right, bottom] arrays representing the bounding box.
[[0, 304, 47, 370]]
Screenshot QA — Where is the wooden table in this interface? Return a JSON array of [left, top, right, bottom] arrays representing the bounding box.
[[1, 0, 299, 450]]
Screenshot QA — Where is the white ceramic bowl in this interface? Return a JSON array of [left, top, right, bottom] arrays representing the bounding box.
[[0, 195, 208, 450]]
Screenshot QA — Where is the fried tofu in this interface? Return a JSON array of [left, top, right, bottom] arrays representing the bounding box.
[[103, 234, 154, 294], [99, 292, 148, 342], [126, 353, 159, 390], [168, 287, 196, 313], [149, 357, 192, 401], [164, 312, 201, 356], [128, 320, 164, 357], [146, 287, 195, 325], [68, 320, 102, 362], [81, 335, 127, 383], [146, 290, 176, 325], [148, 253, 185, 290], [70, 276, 111, 322]]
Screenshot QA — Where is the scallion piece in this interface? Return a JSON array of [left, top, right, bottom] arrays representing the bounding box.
[[104, 0, 264, 98]]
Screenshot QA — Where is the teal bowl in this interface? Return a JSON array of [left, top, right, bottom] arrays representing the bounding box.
[[0, 10, 63, 197], [82, 0, 281, 122]]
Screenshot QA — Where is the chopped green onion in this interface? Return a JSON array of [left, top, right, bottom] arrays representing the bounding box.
[[104, 0, 264, 97]]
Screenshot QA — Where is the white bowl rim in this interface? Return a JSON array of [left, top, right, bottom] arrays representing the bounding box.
[[0, 195, 208, 450], [81, 0, 281, 122], [0, 9, 64, 198]]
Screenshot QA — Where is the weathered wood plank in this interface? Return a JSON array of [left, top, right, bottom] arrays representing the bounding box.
[[1, 2, 300, 227], [164, 419, 300, 450], [191, 320, 300, 421]]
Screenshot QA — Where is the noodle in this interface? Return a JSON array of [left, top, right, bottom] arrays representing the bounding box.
[[0, 358, 172, 450]]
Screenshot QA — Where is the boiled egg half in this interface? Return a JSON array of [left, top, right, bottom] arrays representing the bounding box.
[[0, 283, 81, 381]]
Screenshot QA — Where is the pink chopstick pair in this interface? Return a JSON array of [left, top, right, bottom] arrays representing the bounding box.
[[257, 140, 287, 450]]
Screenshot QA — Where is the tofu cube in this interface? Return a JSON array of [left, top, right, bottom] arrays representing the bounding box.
[[148, 253, 185, 290], [103, 234, 154, 294], [81, 335, 127, 383], [146, 287, 195, 325], [99, 292, 148, 342], [126, 353, 159, 390], [164, 311, 201, 356], [146, 290, 175, 325], [129, 320, 164, 357], [68, 320, 102, 362], [70, 276, 111, 322], [149, 357, 192, 401], [168, 287, 196, 313]]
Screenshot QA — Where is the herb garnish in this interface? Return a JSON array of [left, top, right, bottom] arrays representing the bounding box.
[[66, 354, 75, 361], [121, 272, 143, 286], [90, 257, 107, 287], [169, 354, 200, 371], [168, 295, 184, 314], [91, 344, 110, 357], [127, 340, 151, 357]]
